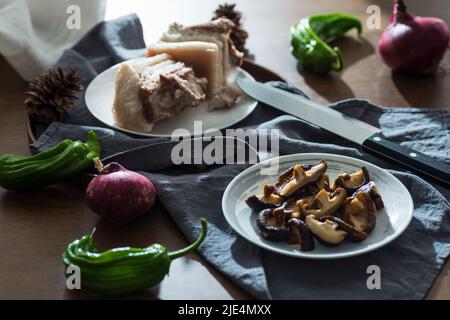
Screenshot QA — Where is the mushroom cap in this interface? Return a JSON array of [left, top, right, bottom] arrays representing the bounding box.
[[277, 160, 328, 197], [353, 181, 385, 210], [256, 208, 290, 242], [332, 166, 370, 194], [342, 191, 377, 234], [275, 164, 312, 189], [305, 174, 331, 195], [305, 215, 347, 245], [298, 187, 347, 218], [288, 218, 315, 251], [318, 215, 368, 242], [246, 184, 283, 212]]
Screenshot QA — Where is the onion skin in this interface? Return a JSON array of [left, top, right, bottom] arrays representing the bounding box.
[[379, 0, 449, 74], [85, 162, 156, 225]]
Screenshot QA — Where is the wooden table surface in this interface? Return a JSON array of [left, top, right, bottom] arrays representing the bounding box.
[[0, 0, 449, 299]]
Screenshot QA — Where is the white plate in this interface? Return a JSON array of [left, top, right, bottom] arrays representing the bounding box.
[[222, 153, 414, 259], [85, 58, 258, 138]]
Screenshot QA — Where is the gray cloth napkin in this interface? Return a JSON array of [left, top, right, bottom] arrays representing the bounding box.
[[32, 14, 450, 300]]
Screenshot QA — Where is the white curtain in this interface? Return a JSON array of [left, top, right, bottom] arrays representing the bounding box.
[[0, 0, 106, 80]]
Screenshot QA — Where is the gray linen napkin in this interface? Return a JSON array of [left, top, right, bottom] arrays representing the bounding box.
[[32, 14, 450, 299]]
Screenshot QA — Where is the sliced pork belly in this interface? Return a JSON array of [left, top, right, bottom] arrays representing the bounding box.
[[112, 54, 207, 133], [159, 18, 243, 110], [147, 41, 222, 96]]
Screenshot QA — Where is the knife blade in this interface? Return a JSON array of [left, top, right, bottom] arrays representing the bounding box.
[[238, 78, 450, 188]]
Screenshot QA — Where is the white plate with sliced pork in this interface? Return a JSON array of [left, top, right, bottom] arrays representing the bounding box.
[[85, 18, 258, 138], [222, 153, 414, 259]]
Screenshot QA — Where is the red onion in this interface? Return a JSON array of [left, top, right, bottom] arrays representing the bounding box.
[[85, 158, 156, 225], [379, 0, 449, 73]]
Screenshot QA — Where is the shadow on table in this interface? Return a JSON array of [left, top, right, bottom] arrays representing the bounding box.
[[298, 67, 355, 102], [0, 185, 77, 215], [332, 36, 375, 69], [391, 68, 449, 108], [296, 36, 374, 102]]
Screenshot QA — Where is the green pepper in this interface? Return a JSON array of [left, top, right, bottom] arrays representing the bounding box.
[[55, 131, 101, 178], [0, 140, 78, 172], [0, 139, 72, 166], [0, 131, 101, 191], [290, 13, 362, 74], [63, 218, 208, 297]]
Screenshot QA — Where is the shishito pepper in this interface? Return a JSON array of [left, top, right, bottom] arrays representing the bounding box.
[[63, 218, 208, 297], [0, 131, 100, 191], [290, 13, 362, 74], [0, 139, 72, 165]]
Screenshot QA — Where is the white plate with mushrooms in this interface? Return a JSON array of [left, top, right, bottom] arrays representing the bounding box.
[[222, 153, 414, 259]]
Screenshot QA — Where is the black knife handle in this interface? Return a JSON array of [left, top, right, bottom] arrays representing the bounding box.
[[362, 134, 450, 188]]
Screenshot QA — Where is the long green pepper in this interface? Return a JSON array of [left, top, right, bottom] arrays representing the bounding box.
[[63, 218, 208, 297], [0, 139, 72, 166], [0, 131, 100, 191], [290, 13, 362, 74]]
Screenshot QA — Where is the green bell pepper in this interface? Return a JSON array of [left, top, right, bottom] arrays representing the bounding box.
[[290, 13, 362, 74]]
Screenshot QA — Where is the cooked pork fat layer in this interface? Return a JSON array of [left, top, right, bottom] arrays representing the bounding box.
[[159, 18, 243, 110], [147, 41, 222, 96], [113, 54, 207, 133]]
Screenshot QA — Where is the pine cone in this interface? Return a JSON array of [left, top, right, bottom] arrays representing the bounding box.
[[25, 67, 83, 124], [214, 3, 242, 26], [213, 3, 249, 56]]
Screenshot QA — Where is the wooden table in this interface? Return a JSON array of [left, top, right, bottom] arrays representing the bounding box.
[[0, 0, 449, 299]]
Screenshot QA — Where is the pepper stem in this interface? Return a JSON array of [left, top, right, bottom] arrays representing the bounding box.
[[393, 0, 409, 23], [168, 218, 208, 260], [396, 0, 406, 12]]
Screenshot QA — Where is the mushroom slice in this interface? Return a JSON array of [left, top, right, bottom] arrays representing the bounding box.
[[256, 208, 290, 242], [305, 215, 347, 245], [332, 166, 370, 194], [342, 192, 377, 234], [280, 198, 303, 220], [275, 164, 312, 188], [317, 174, 330, 190], [297, 188, 347, 218], [246, 184, 284, 212], [288, 218, 315, 251], [306, 174, 331, 195], [354, 181, 384, 210], [277, 161, 328, 197], [318, 216, 368, 242]]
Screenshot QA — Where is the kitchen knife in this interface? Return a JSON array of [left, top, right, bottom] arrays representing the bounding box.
[[237, 78, 450, 188]]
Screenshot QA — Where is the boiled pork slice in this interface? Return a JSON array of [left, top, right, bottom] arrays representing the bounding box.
[[147, 41, 222, 96], [159, 18, 243, 110], [112, 54, 208, 133]]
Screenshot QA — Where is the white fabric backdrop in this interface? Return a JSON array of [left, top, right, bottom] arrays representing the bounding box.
[[0, 0, 106, 80]]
